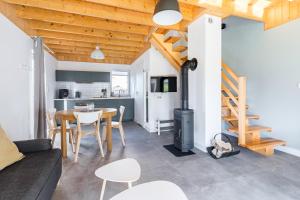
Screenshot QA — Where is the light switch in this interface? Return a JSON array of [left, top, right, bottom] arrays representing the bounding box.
[[18, 64, 32, 71]]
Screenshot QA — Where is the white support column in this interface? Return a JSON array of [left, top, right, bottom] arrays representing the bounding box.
[[188, 14, 222, 151]]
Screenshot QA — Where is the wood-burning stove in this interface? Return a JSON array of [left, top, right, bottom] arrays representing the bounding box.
[[174, 58, 198, 152]]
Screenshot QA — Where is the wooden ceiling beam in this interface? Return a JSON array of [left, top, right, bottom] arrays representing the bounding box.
[[14, 5, 150, 35], [36, 30, 146, 48], [3, 0, 187, 30], [0, 1, 36, 35], [46, 44, 138, 56], [264, 0, 300, 30], [178, 0, 264, 21], [28, 20, 145, 42], [56, 53, 132, 64], [83, 0, 194, 21], [43, 38, 141, 52], [52, 49, 135, 59]]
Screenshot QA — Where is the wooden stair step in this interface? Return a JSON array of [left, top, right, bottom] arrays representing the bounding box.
[[223, 114, 260, 121], [245, 138, 286, 151], [222, 105, 249, 109], [173, 38, 187, 52], [222, 96, 238, 99], [180, 49, 188, 61], [228, 125, 272, 134], [156, 28, 167, 34], [163, 30, 182, 43]]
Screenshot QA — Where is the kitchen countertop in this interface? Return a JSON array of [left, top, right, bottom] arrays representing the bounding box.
[[54, 97, 133, 101]]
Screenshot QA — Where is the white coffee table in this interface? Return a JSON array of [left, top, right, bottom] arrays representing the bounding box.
[[95, 158, 141, 200], [110, 181, 189, 200]]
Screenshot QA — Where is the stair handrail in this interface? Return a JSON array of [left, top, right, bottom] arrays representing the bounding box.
[[222, 63, 247, 146], [222, 63, 238, 83]]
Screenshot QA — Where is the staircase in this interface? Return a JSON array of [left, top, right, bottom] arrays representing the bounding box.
[[150, 29, 188, 71], [222, 63, 286, 156], [150, 30, 286, 156]]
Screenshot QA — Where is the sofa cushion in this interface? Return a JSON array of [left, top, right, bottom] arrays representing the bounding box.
[[0, 126, 24, 171], [0, 149, 61, 200], [14, 139, 52, 154]]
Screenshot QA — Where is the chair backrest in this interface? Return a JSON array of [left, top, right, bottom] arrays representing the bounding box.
[[74, 111, 103, 125], [119, 106, 125, 123], [46, 109, 57, 130]]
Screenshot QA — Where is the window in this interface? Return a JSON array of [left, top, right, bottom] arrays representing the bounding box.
[[111, 71, 130, 97]]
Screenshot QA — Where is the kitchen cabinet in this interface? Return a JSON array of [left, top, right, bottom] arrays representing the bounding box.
[[56, 70, 110, 83]]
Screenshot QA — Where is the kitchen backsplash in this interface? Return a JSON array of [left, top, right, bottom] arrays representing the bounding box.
[[56, 81, 111, 98]]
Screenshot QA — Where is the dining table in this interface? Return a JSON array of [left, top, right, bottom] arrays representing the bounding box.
[[56, 108, 117, 158]]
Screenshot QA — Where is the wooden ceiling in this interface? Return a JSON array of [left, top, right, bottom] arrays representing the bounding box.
[[0, 0, 272, 65]]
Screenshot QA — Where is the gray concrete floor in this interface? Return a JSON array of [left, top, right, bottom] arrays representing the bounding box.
[[53, 122, 300, 200]]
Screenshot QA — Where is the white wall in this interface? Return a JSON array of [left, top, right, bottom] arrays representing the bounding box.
[[0, 14, 33, 140], [223, 17, 300, 155], [0, 14, 58, 140], [188, 14, 222, 151], [57, 61, 131, 72], [130, 46, 180, 132], [147, 47, 180, 132]]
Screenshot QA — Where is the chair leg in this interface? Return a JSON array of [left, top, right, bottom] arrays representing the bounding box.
[[95, 131, 104, 158], [69, 129, 75, 153], [119, 125, 126, 147], [100, 180, 107, 200], [48, 130, 53, 140], [74, 132, 82, 162], [52, 131, 57, 147], [102, 126, 107, 143]]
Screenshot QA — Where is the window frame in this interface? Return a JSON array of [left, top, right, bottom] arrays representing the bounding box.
[[110, 70, 130, 97]]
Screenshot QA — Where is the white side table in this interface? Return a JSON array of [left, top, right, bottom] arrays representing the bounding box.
[[110, 181, 189, 200], [95, 158, 141, 200]]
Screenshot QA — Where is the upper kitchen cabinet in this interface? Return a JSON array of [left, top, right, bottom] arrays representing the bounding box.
[[56, 70, 110, 83]]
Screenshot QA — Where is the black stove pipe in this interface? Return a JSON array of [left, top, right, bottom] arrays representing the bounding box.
[[181, 58, 198, 110]]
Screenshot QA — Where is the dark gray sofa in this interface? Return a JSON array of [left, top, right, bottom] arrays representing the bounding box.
[[0, 139, 62, 200]]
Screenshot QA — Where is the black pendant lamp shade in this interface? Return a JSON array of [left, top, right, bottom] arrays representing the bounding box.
[[153, 0, 183, 26]]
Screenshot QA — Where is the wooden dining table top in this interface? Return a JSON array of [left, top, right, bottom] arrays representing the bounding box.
[[56, 107, 117, 120]]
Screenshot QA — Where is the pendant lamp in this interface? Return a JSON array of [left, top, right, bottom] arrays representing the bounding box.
[[153, 0, 183, 26], [91, 46, 105, 60]]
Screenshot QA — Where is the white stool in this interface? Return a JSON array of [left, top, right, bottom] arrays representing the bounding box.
[[95, 158, 141, 200], [110, 181, 188, 200]]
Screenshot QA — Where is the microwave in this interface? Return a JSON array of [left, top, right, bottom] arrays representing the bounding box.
[[58, 89, 69, 99]]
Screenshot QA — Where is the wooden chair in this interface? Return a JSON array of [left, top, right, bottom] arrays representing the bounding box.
[[102, 106, 126, 147], [46, 109, 76, 153], [73, 111, 104, 162]]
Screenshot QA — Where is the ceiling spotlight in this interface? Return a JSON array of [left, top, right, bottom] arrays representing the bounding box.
[[153, 0, 183, 26], [91, 46, 105, 60]]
